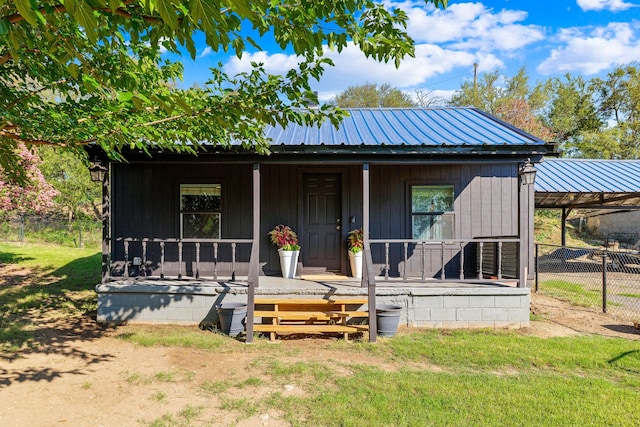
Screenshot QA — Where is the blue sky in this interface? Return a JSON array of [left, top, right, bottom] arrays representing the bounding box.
[[176, 0, 640, 103]]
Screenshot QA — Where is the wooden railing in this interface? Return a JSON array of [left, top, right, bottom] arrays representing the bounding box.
[[368, 238, 521, 281], [110, 237, 254, 281]]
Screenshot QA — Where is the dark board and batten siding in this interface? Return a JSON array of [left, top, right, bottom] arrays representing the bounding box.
[[111, 161, 520, 278], [111, 163, 254, 277], [368, 164, 518, 278]]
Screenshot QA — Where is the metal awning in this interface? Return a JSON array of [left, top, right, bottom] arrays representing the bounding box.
[[535, 159, 640, 209]]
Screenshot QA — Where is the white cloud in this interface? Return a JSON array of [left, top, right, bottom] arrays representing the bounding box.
[[223, 51, 303, 75], [393, 1, 545, 51], [576, 0, 636, 12], [198, 47, 213, 59], [537, 22, 640, 75], [222, 41, 504, 102]]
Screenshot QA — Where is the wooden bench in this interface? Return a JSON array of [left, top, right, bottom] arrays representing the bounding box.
[[253, 297, 369, 341]]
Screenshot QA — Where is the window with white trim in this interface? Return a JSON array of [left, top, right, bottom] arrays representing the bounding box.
[[180, 184, 221, 239], [411, 185, 454, 240]]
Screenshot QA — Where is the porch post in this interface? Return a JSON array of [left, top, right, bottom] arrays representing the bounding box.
[[246, 163, 260, 344], [101, 165, 110, 284], [518, 161, 536, 288], [363, 163, 377, 342]]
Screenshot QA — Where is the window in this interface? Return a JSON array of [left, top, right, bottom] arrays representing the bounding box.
[[411, 185, 454, 240], [180, 184, 221, 239]]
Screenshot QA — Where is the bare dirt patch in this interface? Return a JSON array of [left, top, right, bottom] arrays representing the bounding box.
[[1, 292, 639, 426], [528, 292, 640, 340]]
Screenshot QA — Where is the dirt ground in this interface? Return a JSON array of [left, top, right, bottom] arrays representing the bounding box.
[[1, 293, 639, 427]]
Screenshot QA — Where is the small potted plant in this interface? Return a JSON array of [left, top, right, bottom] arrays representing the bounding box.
[[269, 224, 300, 278], [348, 228, 363, 279]]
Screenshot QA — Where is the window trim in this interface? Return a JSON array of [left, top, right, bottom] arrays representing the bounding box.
[[408, 183, 455, 240], [179, 183, 222, 239]]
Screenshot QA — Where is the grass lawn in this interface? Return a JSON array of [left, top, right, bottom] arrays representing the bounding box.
[[0, 241, 101, 352], [2, 242, 640, 426], [119, 325, 640, 426], [539, 279, 602, 308]]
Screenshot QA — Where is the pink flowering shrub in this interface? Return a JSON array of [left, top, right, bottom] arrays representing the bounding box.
[[0, 144, 58, 215]]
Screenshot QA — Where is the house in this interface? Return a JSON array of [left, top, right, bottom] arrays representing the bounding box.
[[90, 107, 553, 338]]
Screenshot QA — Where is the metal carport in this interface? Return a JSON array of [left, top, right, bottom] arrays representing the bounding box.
[[535, 159, 640, 244]]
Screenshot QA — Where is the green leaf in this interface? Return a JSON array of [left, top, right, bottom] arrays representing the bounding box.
[[68, 63, 80, 79], [65, 0, 76, 14], [174, 96, 193, 114], [189, 0, 219, 33], [73, 1, 99, 42], [108, 0, 120, 12], [131, 96, 145, 110], [14, 0, 40, 26], [116, 91, 134, 102], [0, 18, 10, 36], [156, 0, 178, 29]]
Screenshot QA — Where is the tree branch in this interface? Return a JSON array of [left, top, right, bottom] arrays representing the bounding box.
[[0, 129, 71, 146], [4, 4, 164, 25]]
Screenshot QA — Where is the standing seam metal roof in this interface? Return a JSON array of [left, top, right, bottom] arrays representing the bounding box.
[[535, 159, 640, 193], [263, 107, 546, 147]]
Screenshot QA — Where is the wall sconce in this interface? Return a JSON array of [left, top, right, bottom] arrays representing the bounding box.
[[89, 161, 107, 183], [518, 158, 537, 186]]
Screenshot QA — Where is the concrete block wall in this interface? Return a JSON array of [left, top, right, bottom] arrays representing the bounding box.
[[96, 281, 246, 325], [96, 281, 530, 329], [376, 287, 530, 329]]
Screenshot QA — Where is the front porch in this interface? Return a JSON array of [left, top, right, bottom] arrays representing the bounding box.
[[96, 276, 530, 331]]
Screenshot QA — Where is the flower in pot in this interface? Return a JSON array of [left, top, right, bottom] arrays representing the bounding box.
[[348, 228, 363, 279], [269, 224, 300, 278]]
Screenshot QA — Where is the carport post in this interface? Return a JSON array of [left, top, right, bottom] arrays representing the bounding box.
[[602, 253, 608, 313], [561, 208, 568, 247]]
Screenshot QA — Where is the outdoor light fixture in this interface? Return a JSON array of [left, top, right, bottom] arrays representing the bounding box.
[[89, 161, 107, 183], [519, 158, 537, 186]]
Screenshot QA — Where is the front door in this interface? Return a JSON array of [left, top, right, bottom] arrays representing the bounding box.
[[302, 173, 342, 271]]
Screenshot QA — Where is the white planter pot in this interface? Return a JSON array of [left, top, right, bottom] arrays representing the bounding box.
[[278, 249, 299, 278], [349, 251, 363, 279]]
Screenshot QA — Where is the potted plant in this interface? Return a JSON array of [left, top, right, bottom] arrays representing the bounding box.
[[348, 228, 364, 279], [269, 224, 301, 278]]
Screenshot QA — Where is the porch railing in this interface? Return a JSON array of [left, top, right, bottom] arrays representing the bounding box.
[[109, 237, 254, 281], [368, 238, 521, 281]]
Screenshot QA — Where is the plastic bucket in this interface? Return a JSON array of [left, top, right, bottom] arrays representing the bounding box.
[[216, 303, 247, 337], [376, 304, 402, 337]]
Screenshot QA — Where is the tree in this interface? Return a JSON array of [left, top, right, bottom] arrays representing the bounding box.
[[542, 74, 602, 156], [38, 146, 101, 222], [592, 63, 640, 159], [495, 98, 554, 141], [1, 0, 448, 181], [449, 67, 552, 139], [414, 89, 446, 107], [0, 143, 57, 216], [449, 69, 502, 114], [332, 83, 415, 107]]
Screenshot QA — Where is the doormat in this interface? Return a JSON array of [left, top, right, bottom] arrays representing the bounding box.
[[300, 274, 353, 281]]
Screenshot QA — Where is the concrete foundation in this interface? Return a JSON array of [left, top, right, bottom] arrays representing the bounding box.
[[96, 277, 530, 329]]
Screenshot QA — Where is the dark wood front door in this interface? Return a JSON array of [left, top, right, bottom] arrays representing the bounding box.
[[302, 173, 342, 271]]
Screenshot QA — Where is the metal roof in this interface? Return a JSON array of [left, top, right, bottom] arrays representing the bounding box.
[[535, 159, 640, 209], [263, 108, 547, 147]]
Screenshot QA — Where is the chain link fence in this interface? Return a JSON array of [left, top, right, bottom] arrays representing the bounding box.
[[0, 214, 101, 248], [536, 243, 640, 323]]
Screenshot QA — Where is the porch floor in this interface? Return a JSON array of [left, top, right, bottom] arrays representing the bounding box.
[[98, 274, 519, 296]]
